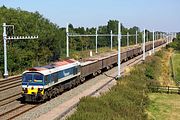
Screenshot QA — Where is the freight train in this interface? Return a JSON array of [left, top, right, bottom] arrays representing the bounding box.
[[21, 40, 166, 102]]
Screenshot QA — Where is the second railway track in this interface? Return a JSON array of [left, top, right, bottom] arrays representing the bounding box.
[[0, 103, 39, 120], [0, 76, 22, 85], [0, 93, 22, 107], [0, 76, 22, 92]]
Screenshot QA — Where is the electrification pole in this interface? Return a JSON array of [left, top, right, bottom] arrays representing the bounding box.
[[143, 29, 146, 61], [3, 23, 38, 78], [146, 32, 148, 42], [153, 30, 155, 53], [110, 30, 113, 51], [95, 28, 98, 53], [136, 31, 138, 45], [3, 23, 8, 78], [117, 22, 121, 78], [66, 23, 69, 57], [127, 32, 129, 48]]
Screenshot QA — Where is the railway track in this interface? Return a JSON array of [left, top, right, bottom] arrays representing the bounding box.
[[0, 76, 22, 84], [0, 93, 21, 107], [0, 76, 22, 92], [0, 103, 39, 120]]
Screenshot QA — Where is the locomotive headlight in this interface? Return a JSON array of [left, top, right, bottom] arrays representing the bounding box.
[[38, 88, 43, 91], [22, 88, 28, 93], [22, 87, 26, 90]]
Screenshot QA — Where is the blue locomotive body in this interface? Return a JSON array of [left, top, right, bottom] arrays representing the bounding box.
[[21, 59, 80, 102]]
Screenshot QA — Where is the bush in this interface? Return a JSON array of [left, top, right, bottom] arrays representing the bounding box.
[[67, 50, 166, 120], [68, 64, 151, 120]]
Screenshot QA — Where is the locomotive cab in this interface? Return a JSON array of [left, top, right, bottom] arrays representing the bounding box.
[[22, 72, 45, 102]]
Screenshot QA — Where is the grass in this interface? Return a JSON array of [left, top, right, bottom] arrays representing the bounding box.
[[67, 51, 167, 120], [148, 93, 180, 120], [67, 64, 149, 120], [147, 49, 180, 120], [67, 48, 179, 120], [172, 51, 180, 83]]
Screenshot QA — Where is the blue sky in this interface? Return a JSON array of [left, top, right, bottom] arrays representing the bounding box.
[[0, 0, 180, 32]]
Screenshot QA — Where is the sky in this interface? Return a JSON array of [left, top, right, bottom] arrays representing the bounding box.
[[0, 0, 180, 32]]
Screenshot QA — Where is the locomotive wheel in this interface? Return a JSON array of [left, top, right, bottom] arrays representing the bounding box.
[[93, 72, 97, 76], [43, 92, 48, 101], [110, 65, 113, 68], [68, 81, 73, 89], [59, 85, 64, 93], [53, 88, 58, 97], [80, 76, 85, 83], [72, 79, 76, 87], [106, 66, 110, 70], [97, 70, 101, 74], [49, 90, 53, 99], [76, 77, 81, 85]]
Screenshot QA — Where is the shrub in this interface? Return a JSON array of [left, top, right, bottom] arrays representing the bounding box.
[[68, 51, 166, 120]]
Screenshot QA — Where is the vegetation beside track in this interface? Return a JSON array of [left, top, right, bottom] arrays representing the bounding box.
[[147, 36, 180, 120], [172, 51, 180, 84], [148, 93, 180, 120], [67, 49, 168, 120], [147, 49, 178, 120], [167, 35, 180, 84]]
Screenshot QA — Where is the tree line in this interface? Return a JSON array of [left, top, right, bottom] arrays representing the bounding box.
[[0, 6, 161, 77]]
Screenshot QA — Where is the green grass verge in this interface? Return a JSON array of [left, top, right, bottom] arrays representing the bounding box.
[[67, 66, 149, 120], [172, 51, 180, 83], [147, 93, 180, 120], [67, 51, 165, 120]]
